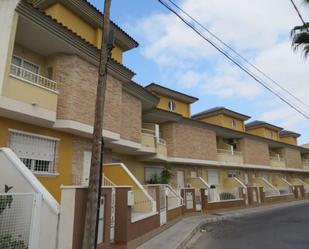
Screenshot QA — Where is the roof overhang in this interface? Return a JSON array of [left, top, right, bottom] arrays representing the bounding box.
[[142, 108, 183, 124], [279, 130, 301, 138], [16, 1, 135, 82], [246, 121, 283, 132], [145, 83, 199, 104], [28, 0, 138, 51], [192, 108, 250, 121]]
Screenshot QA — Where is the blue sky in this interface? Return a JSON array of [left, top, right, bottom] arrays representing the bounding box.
[[89, 0, 309, 144]]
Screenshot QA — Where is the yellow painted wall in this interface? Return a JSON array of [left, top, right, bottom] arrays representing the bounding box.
[[247, 127, 279, 141], [200, 115, 222, 126], [280, 136, 297, 145], [104, 164, 139, 189], [155, 94, 190, 117], [0, 117, 73, 201], [199, 114, 245, 131], [45, 3, 123, 63], [3, 77, 58, 111], [112, 153, 145, 183], [222, 115, 245, 131], [246, 127, 266, 137]]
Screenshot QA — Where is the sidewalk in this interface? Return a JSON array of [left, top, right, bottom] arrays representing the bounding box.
[[136, 199, 309, 249]]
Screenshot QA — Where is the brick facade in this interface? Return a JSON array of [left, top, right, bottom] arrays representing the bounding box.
[[54, 54, 142, 142], [280, 147, 302, 168], [121, 90, 142, 143], [239, 138, 270, 165], [161, 122, 217, 160]]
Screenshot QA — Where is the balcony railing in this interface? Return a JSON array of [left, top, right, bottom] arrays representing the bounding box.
[[217, 149, 242, 156], [270, 154, 282, 162], [141, 128, 155, 136], [10, 64, 58, 92]]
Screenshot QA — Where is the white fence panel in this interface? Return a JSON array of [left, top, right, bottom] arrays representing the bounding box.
[[0, 193, 35, 249]]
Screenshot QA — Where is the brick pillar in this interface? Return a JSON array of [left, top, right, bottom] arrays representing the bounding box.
[[114, 187, 131, 245]]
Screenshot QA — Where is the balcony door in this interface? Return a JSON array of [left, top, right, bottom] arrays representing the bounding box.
[[208, 169, 219, 187]]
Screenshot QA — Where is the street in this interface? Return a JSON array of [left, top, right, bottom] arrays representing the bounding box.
[[191, 203, 309, 249]]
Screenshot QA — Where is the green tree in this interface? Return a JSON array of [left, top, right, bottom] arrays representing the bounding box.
[[291, 0, 309, 58]]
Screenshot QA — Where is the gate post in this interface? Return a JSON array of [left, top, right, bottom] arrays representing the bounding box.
[[29, 193, 42, 249]]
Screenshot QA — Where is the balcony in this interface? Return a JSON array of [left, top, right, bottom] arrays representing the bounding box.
[[217, 149, 243, 164], [302, 159, 309, 169], [2, 63, 58, 114], [269, 154, 286, 168], [10, 64, 58, 92], [141, 128, 167, 156]]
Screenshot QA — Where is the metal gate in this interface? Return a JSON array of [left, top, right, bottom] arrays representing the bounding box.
[[159, 186, 167, 226], [0, 193, 40, 249], [97, 197, 105, 244], [110, 188, 116, 242], [195, 189, 201, 211]]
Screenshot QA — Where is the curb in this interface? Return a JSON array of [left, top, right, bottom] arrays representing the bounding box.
[[174, 199, 309, 249]]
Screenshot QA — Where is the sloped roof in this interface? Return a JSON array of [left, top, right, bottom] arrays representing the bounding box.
[[279, 130, 301, 138], [29, 0, 139, 51], [145, 83, 199, 104], [245, 121, 283, 131], [192, 107, 250, 121]]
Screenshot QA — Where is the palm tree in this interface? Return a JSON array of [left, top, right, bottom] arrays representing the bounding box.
[[291, 0, 309, 58]]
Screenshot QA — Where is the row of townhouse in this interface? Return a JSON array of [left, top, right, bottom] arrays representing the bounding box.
[[1, 0, 309, 248]]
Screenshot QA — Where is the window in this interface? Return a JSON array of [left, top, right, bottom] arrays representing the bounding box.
[[9, 130, 58, 174], [11, 55, 40, 83], [269, 130, 275, 139], [231, 119, 237, 128], [168, 100, 176, 112], [190, 171, 197, 178], [47, 66, 53, 80], [145, 167, 163, 182], [227, 170, 238, 178], [208, 169, 219, 186]]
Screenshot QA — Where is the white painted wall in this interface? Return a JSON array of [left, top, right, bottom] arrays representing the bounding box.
[[0, 0, 19, 93], [0, 148, 59, 249], [57, 187, 77, 249]]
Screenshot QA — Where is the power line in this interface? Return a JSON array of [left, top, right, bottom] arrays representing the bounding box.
[[166, 0, 309, 111], [289, 0, 309, 32], [157, 0, 309, 119]]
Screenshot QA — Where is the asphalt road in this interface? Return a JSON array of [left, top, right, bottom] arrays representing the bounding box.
[[191, 203, 309, 249]]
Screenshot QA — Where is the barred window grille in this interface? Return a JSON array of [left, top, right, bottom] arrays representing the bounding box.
[[9, 130, 58, 174]]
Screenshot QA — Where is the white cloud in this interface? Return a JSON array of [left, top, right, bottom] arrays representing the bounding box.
[[132, 0, 309, 133]]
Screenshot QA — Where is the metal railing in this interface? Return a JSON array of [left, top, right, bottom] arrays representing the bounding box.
[[132, 189, 155, 213], [303, 159, 309, 167], [10, 64, 58, 92], [217, 149, 242, 156], [270, 154, 282, 162], [157, 138, 166, 145], [208, 187, 244, 202], [0, 193, 35, 249], [165, 185, 183, 210], [103, 175, 116, 186], [264, 188, 281, 197], [141, 128, 155, 136]]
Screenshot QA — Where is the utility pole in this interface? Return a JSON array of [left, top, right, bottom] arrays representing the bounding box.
[[82, 0, 112, 248]]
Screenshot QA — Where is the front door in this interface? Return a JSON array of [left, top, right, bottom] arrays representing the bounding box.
[[159, 186, 167, 226], [177, 171, 185, 189], [82, 151, 91, 185], [244, 173, 249, 185]]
